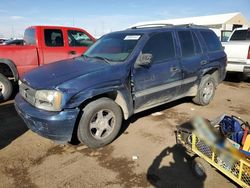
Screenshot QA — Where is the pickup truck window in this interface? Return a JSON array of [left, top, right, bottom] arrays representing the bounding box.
[[200, 31, 222, 52], [23, 28, 36, 45], [85, 33, 140, 62], [68, 30, 94, 47], [230, 30, 250, 41], [142, 32, 175, 63], [44, 29, 64, 47], [178, 31, 195, 57]]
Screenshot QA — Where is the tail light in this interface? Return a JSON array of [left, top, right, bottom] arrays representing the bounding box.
[[248, 46, 250, 59]]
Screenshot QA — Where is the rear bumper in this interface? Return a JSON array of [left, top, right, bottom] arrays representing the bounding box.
[[14, 94, 80, 142], [226, 61, 250, 78]]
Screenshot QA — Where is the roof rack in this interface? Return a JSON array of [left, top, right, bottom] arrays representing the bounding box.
[[131, 23, 173, 29], [174, 23, 208, 28], [130, 23, 209, 30]]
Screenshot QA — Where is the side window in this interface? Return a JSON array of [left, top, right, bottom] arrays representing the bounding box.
[[178, 30, 195, 57], [44, 29, 64, 47], [68, 30, 94, 47], [23, 28, 36, 45], [200, 31, 222, 52], [192, 32, 202, 54], [142, 32, 175, 63]]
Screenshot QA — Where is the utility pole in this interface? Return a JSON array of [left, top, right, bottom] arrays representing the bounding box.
[[11, 25, 14, 39]]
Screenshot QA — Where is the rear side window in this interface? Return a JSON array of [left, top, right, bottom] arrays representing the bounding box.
[[230, 30, 250, 41], [200, 31, 222, 52], [142, 32, 175, 63], [44, 29, 64, 47], [24, 28, 36, 45], [178, 30, 195, 57]]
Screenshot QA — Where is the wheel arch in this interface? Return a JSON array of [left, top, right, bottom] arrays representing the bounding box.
[[0, 58, 19, 81], [202, 67, 220, 86], [77, 90, 130, 120]]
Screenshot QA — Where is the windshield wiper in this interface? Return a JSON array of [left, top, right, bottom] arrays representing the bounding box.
[[90, 56, 111, 64]]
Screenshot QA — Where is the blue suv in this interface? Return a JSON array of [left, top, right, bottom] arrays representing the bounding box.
[[15, 24, 227, 148]]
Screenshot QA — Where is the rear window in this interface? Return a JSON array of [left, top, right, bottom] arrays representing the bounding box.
[[230, 29, 250, 41], [23, 28, 36, 45], [200, 31, 222, 52], [178, 30, 195, 57]]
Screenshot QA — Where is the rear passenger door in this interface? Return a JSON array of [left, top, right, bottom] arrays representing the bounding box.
[[199, 30, 226, 75], [177, 30, 204, 94], [133, 32, 182, 111], [42, 28, 69, 64]]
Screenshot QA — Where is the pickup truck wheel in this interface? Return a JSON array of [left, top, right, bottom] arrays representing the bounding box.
[[77, 98, 122, 148], [193, 75, 215, 106], [0, 73, 12, 102]]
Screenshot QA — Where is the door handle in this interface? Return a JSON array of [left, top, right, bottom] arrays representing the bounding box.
[[200, 60, 209, 65], [170, 66, 180, 73], [69, 50, 76, 55]]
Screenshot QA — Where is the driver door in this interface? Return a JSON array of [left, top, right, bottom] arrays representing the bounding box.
[[67, 29, 95, 58], [133, 32, 182, 111]]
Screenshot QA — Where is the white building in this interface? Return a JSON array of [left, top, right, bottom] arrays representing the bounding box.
[[131, 12, 249, 41]]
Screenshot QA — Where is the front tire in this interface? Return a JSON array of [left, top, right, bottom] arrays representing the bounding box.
[[77, 98, 122, 148], [193, 75, 216, 106], [0, 73, 13, 102]]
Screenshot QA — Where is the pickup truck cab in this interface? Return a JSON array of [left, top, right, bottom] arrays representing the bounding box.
[[15, 24, 227, 148], [0, 25, 95, 101], [222, 27, 250, 79]]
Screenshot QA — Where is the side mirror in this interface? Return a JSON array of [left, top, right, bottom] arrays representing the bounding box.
[[136, 53, 153, 67]]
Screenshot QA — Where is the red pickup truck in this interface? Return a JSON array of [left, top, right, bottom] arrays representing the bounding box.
[[0, 25, 95, 101]]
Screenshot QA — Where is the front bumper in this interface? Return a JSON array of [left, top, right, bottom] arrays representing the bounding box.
[[15, 94, 80, 142]]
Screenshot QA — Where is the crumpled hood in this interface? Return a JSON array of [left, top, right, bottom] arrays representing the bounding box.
[[22, 58, 109, 89]]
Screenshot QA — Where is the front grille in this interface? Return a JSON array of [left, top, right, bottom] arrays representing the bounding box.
[[20, 83, 36, 105]]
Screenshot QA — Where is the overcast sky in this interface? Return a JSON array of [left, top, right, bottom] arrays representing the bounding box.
[[0, 0, 250, 38]]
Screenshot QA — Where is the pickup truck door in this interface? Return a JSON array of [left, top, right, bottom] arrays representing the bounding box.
[[177, 30, 203, 94], [66, 29, 95, 58], [133, 32, 182, 111], [41, 28, 69, 64]]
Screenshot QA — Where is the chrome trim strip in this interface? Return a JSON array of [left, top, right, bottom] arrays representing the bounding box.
[[134, 76, 197, 98]]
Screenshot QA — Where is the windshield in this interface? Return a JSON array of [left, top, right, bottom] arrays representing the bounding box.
[[84, 33, 142, 63]]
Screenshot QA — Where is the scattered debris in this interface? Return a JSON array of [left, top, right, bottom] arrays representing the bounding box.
[[76, 145, 88, 151], [151, 112, 164, 116], [132, 156, 139, 160]]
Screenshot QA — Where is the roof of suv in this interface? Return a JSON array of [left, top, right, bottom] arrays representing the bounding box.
[[113, 24, 210, 35]]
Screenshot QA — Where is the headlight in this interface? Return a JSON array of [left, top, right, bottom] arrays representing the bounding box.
[[35, 90, 63, 111]]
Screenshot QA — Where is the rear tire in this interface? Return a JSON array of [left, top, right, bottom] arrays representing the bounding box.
[[0, 73, 13, 102], [193, 75, 216, 106], [77, 98, 122, 148]]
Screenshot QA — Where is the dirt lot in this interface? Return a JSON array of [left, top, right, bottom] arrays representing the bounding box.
[[0, 78, 250, 188]]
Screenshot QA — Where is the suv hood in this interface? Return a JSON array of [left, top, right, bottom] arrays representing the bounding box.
[[22, 57, 109, 89]]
